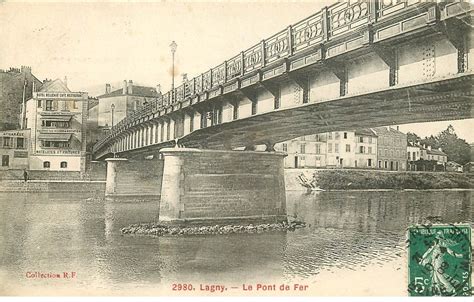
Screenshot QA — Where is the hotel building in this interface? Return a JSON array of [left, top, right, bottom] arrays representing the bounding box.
[[25, 79, 88, 172]]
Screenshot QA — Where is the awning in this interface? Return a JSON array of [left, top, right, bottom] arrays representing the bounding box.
[[38, 133, 72, 142], [40, 115, 72, 122]]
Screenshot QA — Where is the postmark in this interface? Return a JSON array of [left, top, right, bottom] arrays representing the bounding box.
[[407, 224, 472, 296]]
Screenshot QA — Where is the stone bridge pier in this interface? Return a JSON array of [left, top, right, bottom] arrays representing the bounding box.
[[105, 149, 287, 224]]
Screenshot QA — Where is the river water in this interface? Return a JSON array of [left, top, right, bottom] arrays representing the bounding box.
[[0, 190, 472, 296]]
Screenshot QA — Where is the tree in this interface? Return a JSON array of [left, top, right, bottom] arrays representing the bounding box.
[[407, 132, 421, 144], [413, 125, 470, 165], [436, 125, 470, 165]]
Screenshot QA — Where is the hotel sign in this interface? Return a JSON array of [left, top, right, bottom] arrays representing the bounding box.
[[34, 92, 87, 99]]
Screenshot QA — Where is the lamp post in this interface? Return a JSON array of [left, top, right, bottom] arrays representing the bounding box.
[[111, 103, 115, 128], [111, 103, 116, 157], [170, 41, 177, 102]]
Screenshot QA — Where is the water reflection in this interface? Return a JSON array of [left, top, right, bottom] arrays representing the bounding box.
[[0, 190, 471, 295]]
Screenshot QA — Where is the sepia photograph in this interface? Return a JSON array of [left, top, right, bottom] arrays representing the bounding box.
[[0, 0, 472, 298]]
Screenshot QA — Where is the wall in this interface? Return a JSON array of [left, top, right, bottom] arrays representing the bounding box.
[[110, 158, 163, 196], [29, 155, 82, 171], [98, 95, 127, 127], [159, 148, 286, 223]]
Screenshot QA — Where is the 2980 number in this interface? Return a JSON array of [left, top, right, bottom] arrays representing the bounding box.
[[172, 283, 194, 291]]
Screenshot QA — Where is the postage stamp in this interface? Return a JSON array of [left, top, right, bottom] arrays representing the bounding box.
[[407, 224, 472, 296]]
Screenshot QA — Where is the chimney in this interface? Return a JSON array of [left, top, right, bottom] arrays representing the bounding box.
[[396, 126, 399, 131], [128, 80, 133, 94], [21, 66, 31, 74], [182, 73, 188, 83], [105, 83, 111, 94], [64, 76, 68, 87], [438, 147, 442, 152], [428, 146, 432, 151], [123, 80, 127, 95], [156, 84, 161, 95]]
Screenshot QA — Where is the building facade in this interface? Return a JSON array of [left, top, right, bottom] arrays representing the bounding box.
[[373, 126, 407, 171], [25, 79, 88, 172], [96, 80, 160, 128], [0, 129, 30, 170], [276, 127, 406, 170], [0, 66, 42, 131], [275, 129, 378, 169]]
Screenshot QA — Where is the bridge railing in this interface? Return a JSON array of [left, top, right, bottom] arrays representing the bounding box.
[[93, 0, 471, 155]]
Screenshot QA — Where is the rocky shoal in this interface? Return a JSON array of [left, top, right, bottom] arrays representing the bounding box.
[[121, 220, 306, 237]]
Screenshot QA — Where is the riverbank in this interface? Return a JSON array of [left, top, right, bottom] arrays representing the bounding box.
[[0, 180, 106, 193], [285, 169, 472, 191]]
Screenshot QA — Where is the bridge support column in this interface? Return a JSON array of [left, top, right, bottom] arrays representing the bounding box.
[[105, 158, 128, 195], [159, 148, 287, 224], [105, 157, 163, 197]]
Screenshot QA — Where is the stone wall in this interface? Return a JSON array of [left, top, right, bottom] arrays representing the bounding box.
[[0, 180, 105, 193], [159, 148, 287, 223], [107, 158, 163, 196]]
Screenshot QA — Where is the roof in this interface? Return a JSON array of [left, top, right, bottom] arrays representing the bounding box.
[[97, 85, 159, 99], [372, 126, 406, 136], [39, 78, 71, 93], [426, 148, 447, 156], [355, 128, 377, 137]]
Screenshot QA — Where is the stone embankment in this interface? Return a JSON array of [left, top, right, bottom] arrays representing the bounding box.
[[285, 169, 472, 191], [121, 220, 306, 237]]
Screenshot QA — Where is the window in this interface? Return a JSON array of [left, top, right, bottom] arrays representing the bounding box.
[[300, 136, 306, 141], [368, 147, 372, 154], [359, 146, 364, 153], [316, 144, 321, 154], [378, 160, 382, 168], [335, 143, 339, 153], [3, 137, 11, 147], [16, 138, 24, 149], [328, 132, 333, 140], [45, 100, 53, 111], [327, 143, 332, 153], [2, 155, 9, 167], [384, 161, 388, 169], [73, 101, 78, 109], [369, 137, 372, 144], [43, 161, 50, 168], [378, 149, 382, 156], [335, 132, 340, 140], [359, 136, 364, 143], [344, 132, 347, 139], [37, 100, 42, 108], [282, 143, 287, 152], [60, 161, 67, 168], [346, 144, 351, 152], [368, 159, 372, 167], [300, 144, 306, 154]]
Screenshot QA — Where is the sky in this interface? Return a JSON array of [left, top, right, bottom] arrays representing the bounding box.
[[0, 1, 472, 142]]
